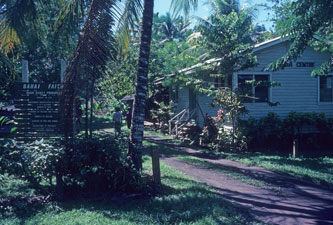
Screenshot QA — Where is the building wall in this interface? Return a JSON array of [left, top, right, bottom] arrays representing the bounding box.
[[176, 40, 332, 126], [176, 86, 189, 113], [233, 41, 333, 119]]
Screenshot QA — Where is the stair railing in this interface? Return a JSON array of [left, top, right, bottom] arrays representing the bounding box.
[[168, 109, 188, 136]]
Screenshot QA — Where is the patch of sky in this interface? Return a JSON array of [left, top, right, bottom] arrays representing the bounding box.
[[154, 0, 274, 30]]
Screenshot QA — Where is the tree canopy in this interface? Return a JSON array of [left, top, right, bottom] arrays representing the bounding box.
[[269, 0, 333, 76]]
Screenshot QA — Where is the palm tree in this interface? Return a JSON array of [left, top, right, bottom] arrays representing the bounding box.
[[128, 0, 201, 170], [128, 0, 154, 170], [1, 0, 198, 171], [128, 0, 200, 170]]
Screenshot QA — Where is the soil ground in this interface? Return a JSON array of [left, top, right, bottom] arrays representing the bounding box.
[[145, 135, 333, 225]]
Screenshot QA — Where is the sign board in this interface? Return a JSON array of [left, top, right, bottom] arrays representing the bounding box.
[[14, 83, 64, 141]]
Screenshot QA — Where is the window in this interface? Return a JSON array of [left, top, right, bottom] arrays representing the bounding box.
[[320, 76, 333, 102], [237, 74, 269, 103]]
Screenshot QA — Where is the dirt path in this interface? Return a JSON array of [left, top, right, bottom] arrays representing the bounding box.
[[145, 135, 333, 225]]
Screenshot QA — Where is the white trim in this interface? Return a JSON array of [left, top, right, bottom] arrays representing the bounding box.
[[270, 73, 273, 102], [235, 72, 273, 103], [253, 37, 285, 53]]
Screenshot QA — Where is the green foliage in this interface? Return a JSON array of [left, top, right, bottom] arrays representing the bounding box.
[[214, 88, 247, 122], [200, 114, 219, 145], [152, 13, 190, 42], [0, 135, 143, 196], [97, 47, 137, 100], [151, 101, 175, 132], [195, 1, 257, 86], [175, 0, 258, 95], [149, 14, 198, 92], [0, 139, 64, 188], [0, 116, 17, 135], [62, 135, 142, 194], [239, 112, 333, 153], [0, 0, 82, 84], [269, 0, 333, 76], [0, 52, 16, 100], [0, 156, 260, 224], [214, 88, 247, 148]]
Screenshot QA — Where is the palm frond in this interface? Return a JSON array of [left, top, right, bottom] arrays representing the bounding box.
[[64, 0, 117, 84], [53, 0, 85, 36], [62, 0, 119, 135], [170, 0, 198, 17], [0, 50, 14, 76], [0, 0, 40, 53], [116, 0, 143, 55]]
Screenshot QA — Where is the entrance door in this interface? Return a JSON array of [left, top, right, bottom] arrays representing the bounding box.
[[189, 87, 196, 113]]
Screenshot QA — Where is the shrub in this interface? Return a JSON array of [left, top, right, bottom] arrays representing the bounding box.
[[0, 139, 63, 189], [151, 101, 175, 133], [239, 112, 333, 154], [0, 135, 143, 198], [239, 112, 284, 150], [200, 109, 247, 151], [61, 135, 142, 195]]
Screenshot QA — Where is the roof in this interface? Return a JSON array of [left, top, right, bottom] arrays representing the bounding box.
[[155, 37, 286, 84], [253, 36, 285, 52]]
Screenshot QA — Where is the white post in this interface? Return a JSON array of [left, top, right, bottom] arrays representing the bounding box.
[[22, 60, 29, 82], [60, 60, 67, 82], [175, 122, 178, 137]]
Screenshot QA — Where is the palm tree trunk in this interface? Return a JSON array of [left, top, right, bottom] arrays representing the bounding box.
[[128, 0, 154, 170]]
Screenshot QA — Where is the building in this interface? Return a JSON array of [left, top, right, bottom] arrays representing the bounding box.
[[173, 37, 333, 127]]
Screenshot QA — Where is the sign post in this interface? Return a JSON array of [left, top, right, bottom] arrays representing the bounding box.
[[14, 83, 64, 142]]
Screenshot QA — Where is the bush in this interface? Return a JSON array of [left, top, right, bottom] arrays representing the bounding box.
[[0, 139, 63, 189], [239, 112, 284, 150], [199, 110, 247, 151], [239, 112, 333, 154], [61, 135, 142, 195], [151, 101, 175, 133], [0, 135, 143, 198]]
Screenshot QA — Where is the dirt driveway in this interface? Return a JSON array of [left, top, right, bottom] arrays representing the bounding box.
[[145, 135, 333, 225]]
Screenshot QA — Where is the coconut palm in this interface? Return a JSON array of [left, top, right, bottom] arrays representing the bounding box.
[[0, 0, 199, 171], [128, 0, 201, 170], [128, 0, 154, 170]]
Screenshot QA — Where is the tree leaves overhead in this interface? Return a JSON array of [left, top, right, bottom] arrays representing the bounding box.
[[64, 0, 118, 86], [170, 0, 198, 17], [116, 0, 143, 55], [153, 12, 190, 42], [61, 0, 119, 136], [195, 0, 257, 86], [53, 0, 86, 36], [269, 0, 333, 76], [0, 0, 40, 53]]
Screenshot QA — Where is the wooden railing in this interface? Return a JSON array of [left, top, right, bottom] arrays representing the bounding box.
[[169, 109, 196, 136]]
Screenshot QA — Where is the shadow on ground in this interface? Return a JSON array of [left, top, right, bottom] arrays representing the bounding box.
[[144, 135, 333, 225]]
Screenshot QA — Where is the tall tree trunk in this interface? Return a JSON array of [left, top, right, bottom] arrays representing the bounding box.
[[90, 80, 94, 139], [85, 82, 89, 141], [128, 0, 154, 170]]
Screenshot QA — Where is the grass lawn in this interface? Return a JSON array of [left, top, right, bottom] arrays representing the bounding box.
[[144, 130, 333, 189], [0, 154, 260, 225], [219, 152, 333, 188], [144, 140, 271, 189]]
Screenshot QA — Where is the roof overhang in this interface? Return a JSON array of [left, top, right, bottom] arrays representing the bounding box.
[[253, 36, 287, 53], [154, 37, 287, 84]]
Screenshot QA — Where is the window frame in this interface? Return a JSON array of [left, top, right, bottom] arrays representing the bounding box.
[[234, 72, 272, 104], [318, 73, 333, 104]]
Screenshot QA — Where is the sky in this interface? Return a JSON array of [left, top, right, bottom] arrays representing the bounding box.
[[154, 0, 274, 30]]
